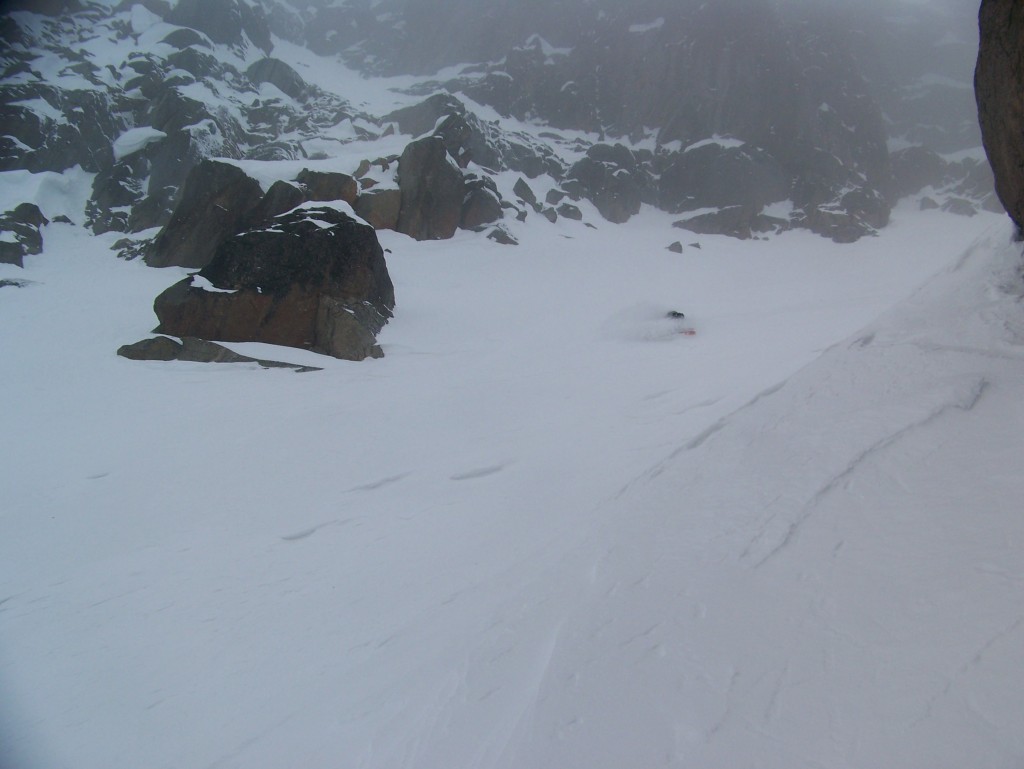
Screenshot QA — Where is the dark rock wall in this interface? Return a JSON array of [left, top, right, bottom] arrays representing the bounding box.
[[976, 0, 1024, 231]]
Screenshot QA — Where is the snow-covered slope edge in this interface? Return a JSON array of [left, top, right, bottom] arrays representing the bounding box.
[[504, 224, 1024, 769]]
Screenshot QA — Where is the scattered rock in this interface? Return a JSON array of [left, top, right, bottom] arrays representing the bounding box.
[[0, 203, 48, 267], [667, 241, 683, 253], [556, 202, 582, 220], [487, 225, 518, 245]]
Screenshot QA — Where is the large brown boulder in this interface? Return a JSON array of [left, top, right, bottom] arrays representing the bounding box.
[[153, 206, 394, 361], [145, 160, 264, 269], [296, 169, 358, 205], [396, 136, 465, 240], [355, 187, 402, 230], [976, 0, 1024, 230]]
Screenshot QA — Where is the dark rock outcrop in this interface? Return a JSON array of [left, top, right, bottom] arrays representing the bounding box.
[[146, 160, 264, 269], [153, 207, 394, 361], [890, 146, 950, 198], [461, 174, 504, 229], [167, 0, 272, 54], [976, 0, 1024, 230], [246, 58, 308, 100], [673, 206, 787, 241], [396, 136, 465, 240], [0, 203, 48, 267], [564, 144, 647, 224], [659, 143, 789, 215]]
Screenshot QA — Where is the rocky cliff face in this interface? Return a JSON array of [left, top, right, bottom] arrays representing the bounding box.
[[976, 0, 1024, 231]]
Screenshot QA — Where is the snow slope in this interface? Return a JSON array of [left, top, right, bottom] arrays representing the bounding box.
[[1, 202, 1022, 769]]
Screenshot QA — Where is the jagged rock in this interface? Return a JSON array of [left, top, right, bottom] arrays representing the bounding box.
[[247, 141, 304, 162], [167, 0, 272, 54], [977, 0, 1024, 229], [0, 85, 123, 173], [252, 180, 305, 221], [160, 28, 212, 50], [153, 206, 394, 361], [487, 225, 518, 245], [433, 113, 473, 167], [941, 198, 978, 217], [146, 160, 264, 269], [247, 58, 308, 100], [396, 136, 465, 240], [890, 146, 950, 198], [0, 203, 48, 267], [164, 47, 227, 81], [513, 177, 537, 206], [673, 205, 787, 241], [667, 241, 684, 253], [565, 144, 646, 224], [355, 188, 402, 230], [385, 93, 563, 178], [117, 336, 321, 371], [798, 206, 878, 244], [295, 169, 358, 205], [460, 174, 504, 229], [659, 143, 789, 215], [556, 202, 582, 220], [385, 92, 466, 137]]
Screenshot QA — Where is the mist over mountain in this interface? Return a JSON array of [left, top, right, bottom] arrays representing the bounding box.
[[0, 0, 996, 259]]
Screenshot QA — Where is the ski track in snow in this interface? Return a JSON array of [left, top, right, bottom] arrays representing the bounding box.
[[2, 195, 1024, 768]]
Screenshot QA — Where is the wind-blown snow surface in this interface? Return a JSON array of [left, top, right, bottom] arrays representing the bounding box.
[[1, 205, 1023, 769]]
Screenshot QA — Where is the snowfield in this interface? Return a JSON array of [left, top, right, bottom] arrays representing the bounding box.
[[2, 202, 1023, 769]]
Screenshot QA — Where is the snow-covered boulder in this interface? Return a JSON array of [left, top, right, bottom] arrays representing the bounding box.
[[153, 206, 394, 361]]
